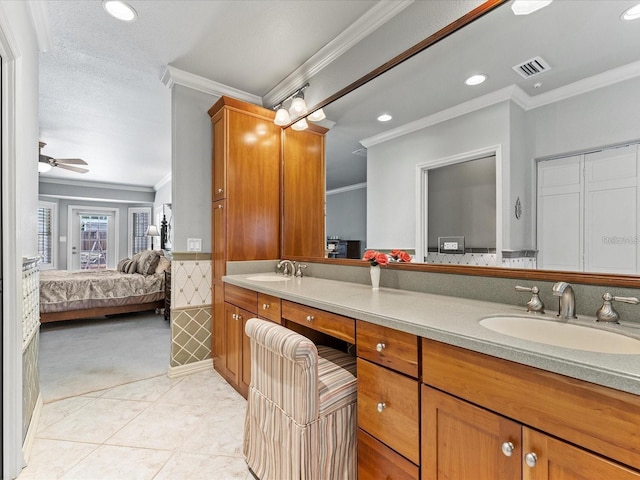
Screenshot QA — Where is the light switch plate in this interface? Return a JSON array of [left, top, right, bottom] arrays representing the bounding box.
[[187, 238, 202, 252]]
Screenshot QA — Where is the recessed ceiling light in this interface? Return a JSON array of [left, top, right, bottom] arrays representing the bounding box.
[[511, 0, 553, 16], [465, 74, 487, 86], [622, 3, 640, 20], [377, 114, 392, 122], [102, 0, 137, 22]]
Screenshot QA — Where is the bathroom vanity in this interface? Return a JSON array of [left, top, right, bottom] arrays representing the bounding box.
[[223, 272, 640, 479]]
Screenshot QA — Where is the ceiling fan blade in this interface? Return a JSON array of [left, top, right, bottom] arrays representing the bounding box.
[[54, 158, 88, 165], [56, 164, 89, 174]]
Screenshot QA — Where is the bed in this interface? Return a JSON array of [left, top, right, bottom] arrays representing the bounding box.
[[39, 250, 169, 323]]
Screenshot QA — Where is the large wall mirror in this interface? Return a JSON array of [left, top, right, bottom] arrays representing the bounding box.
[[289, 0, 640, 287]]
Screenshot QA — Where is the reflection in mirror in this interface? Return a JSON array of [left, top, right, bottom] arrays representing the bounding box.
[[318, 0, 640, 275]]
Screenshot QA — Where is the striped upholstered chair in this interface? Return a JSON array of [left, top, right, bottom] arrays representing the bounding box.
[[243, 318, 357, 480]]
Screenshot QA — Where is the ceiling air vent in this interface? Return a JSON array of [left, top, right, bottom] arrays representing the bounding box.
[[512, 56, 551, 79]]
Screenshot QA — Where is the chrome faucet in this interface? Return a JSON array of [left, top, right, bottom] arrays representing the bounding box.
[[277, 259, 296, 276], [552, 282, 577, 319]]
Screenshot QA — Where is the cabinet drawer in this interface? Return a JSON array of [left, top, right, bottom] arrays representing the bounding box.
[[357, 358, 420, 464], [358, 429, 419, 480], [356, 320, 419, 378], [281, 300, 355, 343], [224, 284, 257, 314], [257, 293, 281, 324]]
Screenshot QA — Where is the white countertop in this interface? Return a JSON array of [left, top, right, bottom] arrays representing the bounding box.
[[223, 273, 640, 395]]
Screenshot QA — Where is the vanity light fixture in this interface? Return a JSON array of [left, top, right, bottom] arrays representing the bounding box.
[[511, 0, 552, 16], [307, 108, 326, 122], [291, 118, 309, 131], [377, 113, 392, 122], [465, 73, 487, 86], [102, 0, 137, 22], [271, 83, 313, 129], [622, 3, 640, 20]]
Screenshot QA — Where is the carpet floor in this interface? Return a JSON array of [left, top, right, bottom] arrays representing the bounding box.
[[39, 312, 171, 402]]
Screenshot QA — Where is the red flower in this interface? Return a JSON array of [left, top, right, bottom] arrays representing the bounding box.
[[363, 250, 388, 266], [390, 249, 411, 262]]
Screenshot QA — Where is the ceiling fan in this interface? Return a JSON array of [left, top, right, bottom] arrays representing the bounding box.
[[38, 141, 89, 174]]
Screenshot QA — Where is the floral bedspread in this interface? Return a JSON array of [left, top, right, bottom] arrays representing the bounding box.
[[40, 269, 164, 313]]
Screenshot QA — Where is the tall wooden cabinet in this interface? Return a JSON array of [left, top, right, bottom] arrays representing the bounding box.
[[209, 97, 281, 391], [282, 125, 327, 258]]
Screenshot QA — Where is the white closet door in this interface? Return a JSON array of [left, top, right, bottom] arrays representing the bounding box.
[[537, 155, 583, 271], [584, 144, 639, 274]]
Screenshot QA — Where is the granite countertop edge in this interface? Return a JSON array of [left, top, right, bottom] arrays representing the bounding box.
[[223, 273, 640, 396]]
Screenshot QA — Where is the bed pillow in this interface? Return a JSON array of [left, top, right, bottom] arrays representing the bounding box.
[[136, 250, 161, 275], [155, 256, 171, 274], [117, 258, 129, 272], [122, 259, 138, 274]]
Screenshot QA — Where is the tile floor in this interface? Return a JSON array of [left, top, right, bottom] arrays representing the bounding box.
[[17, 370, 252, 480]]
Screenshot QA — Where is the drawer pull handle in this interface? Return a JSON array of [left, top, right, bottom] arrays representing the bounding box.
[[232, 314, 237, 320], [306, 315, 314, 322], [376, 402, 386, 413], [217, 204, 223, 209], [376, 343, 386, 352], [501, 442, 514, 457], [524, 452, 538, 468], [262, 304, 270, 310], [217, 188, 223, 193]]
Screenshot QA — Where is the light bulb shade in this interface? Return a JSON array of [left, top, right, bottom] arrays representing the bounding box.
[[289, 95, 308, 117], [145, 225, 160, 237], [510, 0, 552, 15], [103, 0, 137, 22], [291, 118, 308, 131], [38, 162, 52, 173], [274, 107, 291, 126], [308, 108, 326, 122]]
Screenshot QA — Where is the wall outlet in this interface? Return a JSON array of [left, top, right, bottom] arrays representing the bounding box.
[[187, 238, 202, 252]]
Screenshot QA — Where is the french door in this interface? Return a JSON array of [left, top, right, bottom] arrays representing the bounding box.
[[68, 206, 119, 270]]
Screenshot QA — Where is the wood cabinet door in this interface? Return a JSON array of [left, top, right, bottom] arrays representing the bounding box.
[[212, 109, 227, 202], [224, 303, 241, 386], [212, 200, 226, 281], [281, 126, 326, 258], [240, 312, 252, 397], [523, 428, 640, 480], [422, 384, 521, 480], [212, 280, 226, 373], [226, 109, 280, 261]]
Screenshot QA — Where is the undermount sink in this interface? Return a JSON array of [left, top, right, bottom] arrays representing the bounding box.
[[246, 275, 291, 282], [479, 315, 640, 354]]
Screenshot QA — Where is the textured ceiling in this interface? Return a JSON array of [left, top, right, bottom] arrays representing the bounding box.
[[38, 0, 378, 187]]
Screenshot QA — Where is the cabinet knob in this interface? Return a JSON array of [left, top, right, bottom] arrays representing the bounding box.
[[524, 452, 538, 468], [376, 402, 386, 413], [217, 204, 223, 209], [376, 342, 386, 352], [306, 315, 314, 322], [217, 188, 223, 193], [501, 442, 515, 457], [262, 303, 270, 310], [232, 314, 236, 320]]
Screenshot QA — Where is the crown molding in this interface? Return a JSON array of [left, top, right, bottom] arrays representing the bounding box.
[[154, 172, 171, 191], [262, 0, 414, 107], [27, 0, 52, 52], [39, 176, 155, 192], [161, 65, 262, 105], [361, 85, 524, 148], [362, 60, 640, 148], [327, 182, 367, 196], [525, 59, 640, 110]]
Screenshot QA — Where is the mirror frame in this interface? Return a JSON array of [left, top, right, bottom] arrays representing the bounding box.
[[291, 0, 640, 289]]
